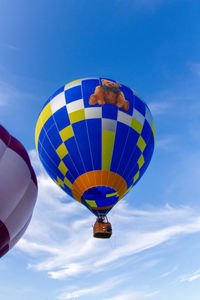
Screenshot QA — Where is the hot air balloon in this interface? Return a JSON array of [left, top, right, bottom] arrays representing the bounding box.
[[0, 125, 38, 257], [35, 78, 155, 238]]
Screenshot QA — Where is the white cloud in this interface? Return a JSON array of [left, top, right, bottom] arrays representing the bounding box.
[[49, 263, 84, 279]]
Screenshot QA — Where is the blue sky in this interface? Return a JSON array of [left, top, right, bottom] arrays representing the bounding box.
[[1, 0, 200, 299]]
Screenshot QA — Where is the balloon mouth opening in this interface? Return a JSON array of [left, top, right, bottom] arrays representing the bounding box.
[[81, 186, 119, 216]]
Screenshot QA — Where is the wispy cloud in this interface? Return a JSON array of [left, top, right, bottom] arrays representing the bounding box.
[[147, 87, 199, 117], [156, 136, 176, 151], [180, 269, 200, 283], [0, 80, 19, 106], [95, 217, 200, 267], [57, 273, 159, 300], [2, 43, 20, 51], [148, 101, 171, 115], [58, 275, 126, 299], [15, 150, 200, 285], [159, 266, 177, 278], [0, 79, 35, 106], [104, 289, 160, 300]]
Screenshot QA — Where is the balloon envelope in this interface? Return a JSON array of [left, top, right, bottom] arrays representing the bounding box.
[[35, 78, 155, 216], [0, 125, 38, 258]]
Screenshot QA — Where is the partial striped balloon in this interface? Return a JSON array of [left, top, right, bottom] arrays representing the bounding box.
[[0, 125, 38, 258]]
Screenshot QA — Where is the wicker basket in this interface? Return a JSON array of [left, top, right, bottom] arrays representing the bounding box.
[[93, 220, 112, 238]]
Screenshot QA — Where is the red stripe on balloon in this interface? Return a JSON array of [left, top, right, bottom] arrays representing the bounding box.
[[0, 125, 37, 187]]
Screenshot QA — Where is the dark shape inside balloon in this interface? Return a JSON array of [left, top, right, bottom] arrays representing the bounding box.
[[0, 125, 38, 257], [35, 78, 155, 238]]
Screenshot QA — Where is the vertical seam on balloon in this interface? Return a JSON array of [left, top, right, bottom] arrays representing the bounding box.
[[98, 78, 104, 187], [108, 89, 135, 192], [50, 112, 79, 183], [38, 120, 73, 186], [80, 79, 96, 187], [122, 106, 155, 188], [0, 147, 33, 222], [106, 80, 127, 189], [110, 115, 132, 192], [39, 112, 76, 190], [99, 78, 103, 187], [119, 117, 140, 181], [105, 122, 117, 190], [0, 145, 31, 230], [8, 214, 32, 248], [38, 139, 66, 177], [126, 105, 154, 183], [65, 82, 92, 193], [115, 98, 137, 176], [0, 141, 10, 165], [124, 128, 154, 187], [44, 123, 76, 183], [3, 174, 33, 229], [38, 145, 71, 189]]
